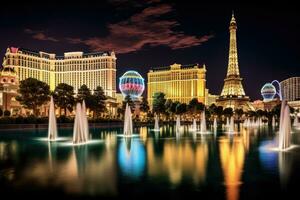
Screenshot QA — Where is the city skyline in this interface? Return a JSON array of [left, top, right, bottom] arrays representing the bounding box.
[[1, 1, 300, 100]]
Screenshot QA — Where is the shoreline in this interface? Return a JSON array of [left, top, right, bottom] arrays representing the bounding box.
[[0, 122, 124, 131], [0, 121, 192, 131]]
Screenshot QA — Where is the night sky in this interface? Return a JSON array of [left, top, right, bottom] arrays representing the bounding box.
[[1, 0, 300, 100]]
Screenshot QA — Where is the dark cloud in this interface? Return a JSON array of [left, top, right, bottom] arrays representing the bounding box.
[[68, 4, 213, 54], [107, 0, 161, 9], [24, 28, 59, 42]]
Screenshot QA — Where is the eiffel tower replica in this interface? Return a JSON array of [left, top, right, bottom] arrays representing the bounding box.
[[216, 13, 252, 111]]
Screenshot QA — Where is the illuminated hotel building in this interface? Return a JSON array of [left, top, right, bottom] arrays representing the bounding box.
[[280, 77, 300, 109], [3, 47, 116, 97], [280, 77, 300, 101], [147, 63, 206, 106]]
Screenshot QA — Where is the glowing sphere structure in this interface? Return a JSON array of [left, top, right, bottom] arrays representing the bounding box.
[[261, 83, 276, 101], [119, 71, 145, 99]]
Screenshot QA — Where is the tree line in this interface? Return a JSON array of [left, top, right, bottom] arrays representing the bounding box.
[[145, 92, 295, 122], [15, 78, 107, 117]]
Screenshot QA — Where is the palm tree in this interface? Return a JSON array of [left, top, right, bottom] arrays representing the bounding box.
[[223, 107, 233, 118], [122, 95, 135, 112], [176, 103, 187, 115], [90, 86, 107, 118], [16, 78, 50, 116], [234, 108, 244, 121], [215, 106, 223, 120], [188, 98, 204, 116], [77, 85, 92, 106], [167, 100, 179, 120], [53, 83, 75, 116], [140, 97, 150, 113], [165, 99, 173, 120], [139, 97, 150, 121], [152, 92, 166, 117]]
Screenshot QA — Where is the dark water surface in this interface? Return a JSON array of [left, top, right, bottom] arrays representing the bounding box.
[[1, 125, 300, 199]]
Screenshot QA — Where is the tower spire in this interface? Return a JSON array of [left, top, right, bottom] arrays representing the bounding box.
[[216, 13, 252, 111], [226, 11, 239, 78], [229, 11, 237, 29]]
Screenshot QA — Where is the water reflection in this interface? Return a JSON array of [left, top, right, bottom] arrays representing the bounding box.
[[219, 136, 245, 200], [47, 142, 57, 173], [118, 138, 146, 178], [0, 141, 18, 161], [19, 132, 118, 196], [139, 127, 148, 143], [278, 152, 293, 188], [259, 140, 278, 172], [147, 138, 208, 186], [241, 128, 250, 152], [0, 125, 300, 198], [0, 141, 18, 181], [74, 145, 88, 178]]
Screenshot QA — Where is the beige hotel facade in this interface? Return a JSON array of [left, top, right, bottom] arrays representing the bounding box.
[[147, 63, 207, 106], [3, 47, 116, 98]]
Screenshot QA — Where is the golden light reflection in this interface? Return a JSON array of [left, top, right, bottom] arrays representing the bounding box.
[[147, 140, 208, 186], [139, 127, 148, 143], [219, 136, 245, 200], [105, 132, 117, 149], [278, 152, 293, 188], [20, 141, 117, 196], [0, 142, 7, 160], [0, 142, 17, 181], [0, 141, 17, 161], [241, 128, 250, 152]]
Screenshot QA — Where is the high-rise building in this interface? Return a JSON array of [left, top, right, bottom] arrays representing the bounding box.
[[3, 47, 117, 97], [216, 13, 253, 111], [280, 77, 300, 101], [147, 63, 206, 106]]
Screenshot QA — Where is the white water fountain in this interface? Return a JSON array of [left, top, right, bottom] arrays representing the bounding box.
[[154, 114, 160, 131], [176, 115, 181, 133], [227, 116, 234, 134], [278, 100, 291, 150], [243, 118, 250, 127], [260, 117, 263, 126], [247, 118, 251, 127], [213, 117, 217, 130], [279, 100, 286, 134], [73, 102, 89, 144], [213, 117, 217, 136], [82, 100, 89, 140], [123, 103, 133, 135], [272, 116, 276, 127], [191, 118, 197, 132], [226, 117, 230, 128], [48, 96, 57, 141], [293, 114, 299, 127], [256, 118, 259, 127], [244, 118, 248, 127], [200, 111, 207, 133], [243, 118, 247, 127]]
